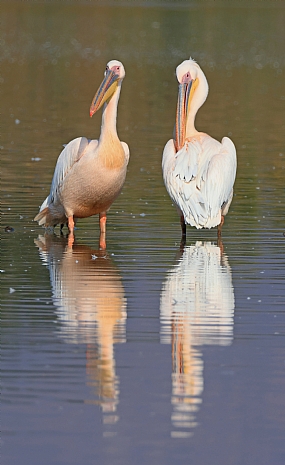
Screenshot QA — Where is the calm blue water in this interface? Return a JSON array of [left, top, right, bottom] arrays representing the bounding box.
[[2, 2, 285, 465]]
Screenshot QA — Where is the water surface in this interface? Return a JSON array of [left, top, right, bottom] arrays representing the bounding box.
[[1, 2, 285, 465]]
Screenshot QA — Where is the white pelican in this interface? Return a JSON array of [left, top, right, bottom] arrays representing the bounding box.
[[34, 60, 130, 249], [162, 58, 237, 239]]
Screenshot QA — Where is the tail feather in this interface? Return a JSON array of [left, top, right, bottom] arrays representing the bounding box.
[[34, 201, 67, 228], [34, 207, 49, 226]]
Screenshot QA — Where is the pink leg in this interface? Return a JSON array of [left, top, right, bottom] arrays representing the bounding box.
[[217, 215, 225, 238], [67, 216, 75, 233], [180, 214, 186, 237], [67, 216, 75, 248], [99, 212, 107, 249]]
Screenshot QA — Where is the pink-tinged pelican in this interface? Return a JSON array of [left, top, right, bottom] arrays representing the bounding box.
[[162, 58, 237, 240], [34, 60, 129, 249]]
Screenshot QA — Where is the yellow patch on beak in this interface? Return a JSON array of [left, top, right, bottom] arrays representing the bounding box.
[[90, 71, 119, 117], [187, 78, 199, 115], [97, 81, 118, 111]]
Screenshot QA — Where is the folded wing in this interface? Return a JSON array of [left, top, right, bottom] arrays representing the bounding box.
[[162, 135, 237, 229]]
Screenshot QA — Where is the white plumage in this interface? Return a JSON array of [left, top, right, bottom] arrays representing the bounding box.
[[162, 58, 237, 236]]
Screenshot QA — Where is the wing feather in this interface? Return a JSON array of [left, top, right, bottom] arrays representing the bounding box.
[[204, 137, 237, 227], [121, 141, 130, 163], [39, 137, 98, 211]]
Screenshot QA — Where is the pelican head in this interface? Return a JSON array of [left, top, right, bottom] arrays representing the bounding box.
[[90, 60, 125, 117], [174, 58, 208, 152]]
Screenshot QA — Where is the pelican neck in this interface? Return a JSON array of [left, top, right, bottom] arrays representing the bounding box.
[[99, 83, 122, 142]]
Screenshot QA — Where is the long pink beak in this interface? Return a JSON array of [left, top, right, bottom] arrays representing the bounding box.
[[90, 68, 119, 117], [174, 80, 192, 152]]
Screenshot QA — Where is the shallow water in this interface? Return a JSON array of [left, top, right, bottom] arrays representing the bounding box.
[[1, 2, 285, 465]]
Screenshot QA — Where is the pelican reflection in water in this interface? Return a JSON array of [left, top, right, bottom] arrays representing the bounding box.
[[160, 241, 235, 438], [35, 234, 126, 425]]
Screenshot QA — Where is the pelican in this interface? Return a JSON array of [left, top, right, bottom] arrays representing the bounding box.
[[34, 60, 129, 249], [162, 58, 237, 239]]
